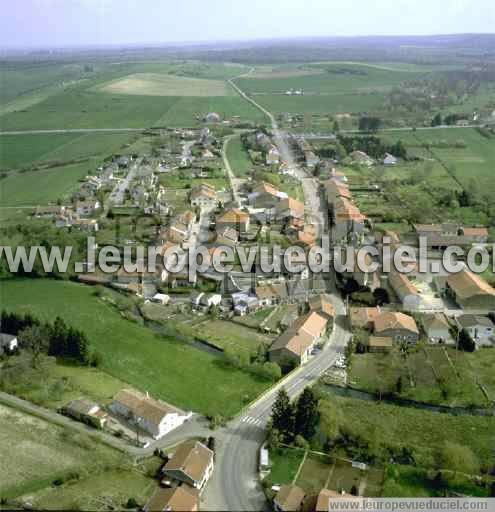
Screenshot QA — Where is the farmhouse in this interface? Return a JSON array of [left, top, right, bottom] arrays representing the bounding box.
[[350, 307, 381, 330], [33, 205, 66, 218], [109, 389, 191, 440], [389, 271, 421, 311], [0, 333, 18, 354], [374, 312, 419, 343], [422, 313, 452, 344], [308, 294, 335, 320], [332, 197, 367, 241], [190, 183, 217, 208], [144, 486, 199, 512], [249, 182, 287, 209], [162, 440, 214, 491], [273, 485, 305, 512], [269, 311, 328, 366], [275, 197, 305, 220], [216, 208, 250, 233], [445, 269, 495, 310]]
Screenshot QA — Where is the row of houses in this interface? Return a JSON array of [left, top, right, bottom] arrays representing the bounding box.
[[323, 172, 368, 243]]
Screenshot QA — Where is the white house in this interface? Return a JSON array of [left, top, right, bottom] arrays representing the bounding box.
[[0, 333, 18, 354], [109, 389, 192, 440]]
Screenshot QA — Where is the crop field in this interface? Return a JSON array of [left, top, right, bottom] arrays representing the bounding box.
[[0, 403, 120, 498], [0, 60, 264, 131], [0, 162, 90, 206], [0, 132, 135, 170], [96, 73, 233, 97], [0, 279, 271, 417], [235, 62, 429, 114]]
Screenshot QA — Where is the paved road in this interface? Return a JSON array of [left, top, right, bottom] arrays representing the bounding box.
[[109, 160, 139, 205], [203, 77, 350, 511]]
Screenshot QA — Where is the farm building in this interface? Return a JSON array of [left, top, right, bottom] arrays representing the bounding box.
[[445, 269, 495, 310], [162, 440, 214, 491], [109, 389, 191, 440], [374, 312, 419, 344]]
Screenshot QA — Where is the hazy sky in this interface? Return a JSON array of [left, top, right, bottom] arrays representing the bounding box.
[[2, 0, 495, 49]]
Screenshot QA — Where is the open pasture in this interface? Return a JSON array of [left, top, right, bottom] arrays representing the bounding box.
[[0, 279, 271, 417], [96, 73, 233, 97]]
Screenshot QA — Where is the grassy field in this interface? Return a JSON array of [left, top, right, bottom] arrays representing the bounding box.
[[0, 162, 90, 206], [19, 463, 160, 510], [0, 279, 271, 417], [349, 345, 492, 407], [96, 73, 233, 97], [235, 62, 428, 115], [0, 132, 135, 171], [268, 447, 305, 485], [317, 389, 495, 468], [189, 319, 274, 353], [226, 134, 252, 177], [0, 403, 122, 498]]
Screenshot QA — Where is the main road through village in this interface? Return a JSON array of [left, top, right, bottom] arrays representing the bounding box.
[[200, 75, 352, 511]]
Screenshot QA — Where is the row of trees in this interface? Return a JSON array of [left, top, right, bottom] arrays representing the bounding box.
[[1, 310, 93, 366], [337, 134, 407, 160], [269, 387, 319, 445]]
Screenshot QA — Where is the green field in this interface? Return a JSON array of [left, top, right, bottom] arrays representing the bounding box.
[[0, 132, 134, 170], [0, 403, 121, 498], [317, 389, 495, 468], [96, 73, 233, 97], [349, 345, 492, 407], [0, 61, 264, 131], [235, 63, 428, 115], [226, 134, 252, 177], [0, 279, 271, 417], [0, 162, 90, 206]]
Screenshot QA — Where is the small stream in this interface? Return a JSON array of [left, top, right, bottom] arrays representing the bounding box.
[[321, 382, 494, 417]]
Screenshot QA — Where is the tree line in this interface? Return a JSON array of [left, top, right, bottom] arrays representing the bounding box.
[[1, 310, 94, 366]]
